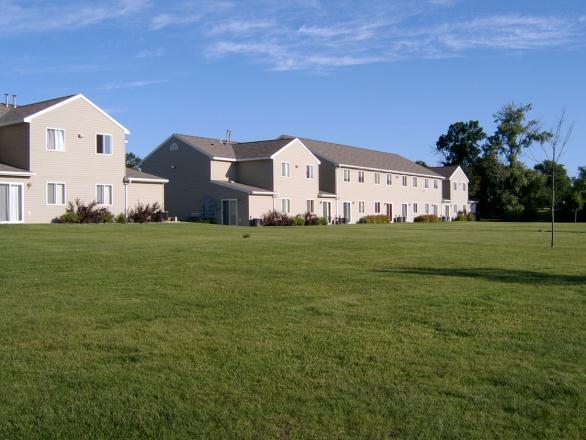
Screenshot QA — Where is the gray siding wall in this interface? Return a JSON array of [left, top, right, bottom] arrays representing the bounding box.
[[237, 160, 273, 190], [0, 123, 30, 169], [318, 159, 336, 194]]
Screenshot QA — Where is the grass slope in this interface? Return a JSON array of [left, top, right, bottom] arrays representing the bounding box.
[[0, 223, 585, 439]]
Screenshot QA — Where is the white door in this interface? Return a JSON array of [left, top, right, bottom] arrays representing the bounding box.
[[0, 183, 23, 223], [343, 202, 351, 223], [323, 202, 331, 222]]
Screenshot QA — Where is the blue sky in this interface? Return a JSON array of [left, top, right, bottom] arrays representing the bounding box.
[[1, 0, 585, 174]]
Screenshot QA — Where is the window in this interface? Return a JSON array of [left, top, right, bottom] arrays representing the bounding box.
[[358, 201, 365, 213], [96, 184, 113, 205], [425, 178, 429, 188], [96, 134, 112, 155], [463, 205, 467, 213], [413, 203, 418, 214], [434, 180, 438, 189], [306, 199, 314, 213], [374, 202, 381, 213], [169, 142, 179, 151], [432, 204, 438, 216], [358, 171, 365, 183], [281, 162, 290, 177], [425, 203, 429, 214], [462, 183, 467, 191], [0, 183, 23, 223], [47, 182, 65, 205], [343, 169, 351, 182], [454, 204, 457, 213], [413, 177, 418, 187], [402, 176, 407, 186], [374, 173, 380, 184], [402, 204, 408, 218], [386, 173, 392, 185], [281, 198, 290, 214], [306, 165, 315, 179], [46, 128, 65, 151], [453, 182, 457, 190]]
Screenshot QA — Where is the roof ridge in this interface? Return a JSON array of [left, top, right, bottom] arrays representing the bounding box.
[[7, 94, 77, 109], [292, 134, 403, 158]]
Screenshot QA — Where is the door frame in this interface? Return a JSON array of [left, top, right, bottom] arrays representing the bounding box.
[[322, 201, 332, 223], [342, 201, 352, 223], [0, 181, 24, 224], [384, 202, 393, 222], [220, 198, 238, 225]]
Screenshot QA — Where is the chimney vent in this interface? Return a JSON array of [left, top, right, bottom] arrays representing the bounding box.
[[12, 95, 16, 108], [3, 94, 8, 107], [226, 129, 232, 144]]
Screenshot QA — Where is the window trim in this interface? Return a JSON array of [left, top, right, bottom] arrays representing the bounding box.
[[306, 199, 314, 213], [424, 178, 429, 189], [96, 183, 114, 206], [305, 165, 315, 179], [386, 173, 392, 185], [281, 161, 290, 177], [358, 170, 365, 183], [46, 127, 66, 152], [374, 201, 381, 214], [374, 172, 380, 184], [434, 180, 438, 189], [413, 176, 418, 187], [96, 132, 113, 156], [281, 198, 291, 214], [0, 182, 24, 224], [358, 200, 365, 214], [413, 203, 418, 214], [46, 181, 66, 206], [402, 176, 407, 187], [343, 169, 351, 182]]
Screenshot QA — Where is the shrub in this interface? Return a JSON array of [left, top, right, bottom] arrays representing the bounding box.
[[304, 212, 320, 226], [293, 215, 306, 226], [319, 217, 328, 225], [242, 233, 250, 238], [359, 215, 390, 224], [115, 213, 128, 224], [466, 212, 476, 221], [414, 214, 440, 223], [128, 202, 164, 223], [454, 212, 468, 221], [58, 199, 113, 224], [261, 210, 293, 226]]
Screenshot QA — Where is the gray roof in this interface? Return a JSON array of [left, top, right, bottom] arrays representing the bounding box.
[[282, 135, 443, 178], [0, 95, 75, 126], [175, 134, 293, 160], [427, 165, 460, 179], [126, 168, 167, 181], [0, 162, 31, 175], [210, 180, 275, 194]]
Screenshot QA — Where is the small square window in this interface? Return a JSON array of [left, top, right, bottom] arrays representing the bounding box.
[[97, 184, 113, 205], [281, 162, 290, 177], [96, 134, 112, 155], [47, 128, 65, 151], [47, 183, 65, 205]]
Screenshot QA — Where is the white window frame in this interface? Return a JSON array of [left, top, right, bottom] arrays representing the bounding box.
[[401, 203, 408, 218], [463, 183, 467, 191], [402, 176, 407, 187], [46, 182, 66, 206], [358, 201, 365, 213], [386, 173, 392, 185], [432, 204, 438, 216], [413, 177, 418, 187], [96, 132, 113, 155], [281, 198, 291, 214], [413, 203, 418, 214], [374, 201, 381, 214], [358, 170, 365, 183], [96, 184, 113, 206], [306, 199, 314, 213], [343, 169, 351, 182], [46, 127, 66, 152], [453, 182, 457, 191], [0, 182, 24, 224], [425, 178, 429, 188], [305, 165, 315, 179], [425, 203, 429, 214], [374, 172, 380, 184], [281, 161, 290, 177], [434, 180, 438, 189]]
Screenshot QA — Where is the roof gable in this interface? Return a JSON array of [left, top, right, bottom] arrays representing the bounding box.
[[427, 165, 468, 181]]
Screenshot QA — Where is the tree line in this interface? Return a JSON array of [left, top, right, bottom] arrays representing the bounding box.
[[432, 103, 584, 222]]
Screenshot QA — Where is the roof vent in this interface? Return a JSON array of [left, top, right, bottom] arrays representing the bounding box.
[[223, 129, 232, 144], [12, 94, 16, 108], [3, 94, 8, 107]]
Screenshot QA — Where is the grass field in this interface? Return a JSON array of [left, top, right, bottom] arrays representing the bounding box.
[[0, 222, 585, 439]]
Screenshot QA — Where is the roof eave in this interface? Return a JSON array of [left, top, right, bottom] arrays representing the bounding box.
[[127, 177, 169, 184]]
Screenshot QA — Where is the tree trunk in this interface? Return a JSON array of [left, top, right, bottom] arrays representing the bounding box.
[[551, 163, 555, 248]]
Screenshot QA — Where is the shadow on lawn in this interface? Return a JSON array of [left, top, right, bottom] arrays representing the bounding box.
[[377, 267, 586, 286]]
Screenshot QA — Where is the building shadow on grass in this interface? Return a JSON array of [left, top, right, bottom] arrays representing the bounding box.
[[376, 267, 586, 286]]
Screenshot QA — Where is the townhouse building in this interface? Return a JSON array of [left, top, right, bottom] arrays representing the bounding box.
[[142, 133, 472, 225], [0, 94, 167, 224]]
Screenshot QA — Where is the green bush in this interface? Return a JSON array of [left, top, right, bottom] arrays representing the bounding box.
[[304, 212, 320, 225], [115, 213, 128, 224], [359, 215, 390, 224], [293, 215, 306, 226], [261, 211, 294, 226], [57, 199, 113, 224], [128, 202, 164, 223], [454, 212, 468, 221], [467, 212, 476, 221], [414, 214, 440, 223], [319, 217, 328, 226], [58, 210, 80, 224]]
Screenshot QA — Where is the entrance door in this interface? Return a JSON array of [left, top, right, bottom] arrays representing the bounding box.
[[322, 201, 331, 223], [0, 183, 23, 223], [221, 199, 237, 225], [385, 203, 393, 221], [343, 202, 351, 223], [445, 205, 450, 219]]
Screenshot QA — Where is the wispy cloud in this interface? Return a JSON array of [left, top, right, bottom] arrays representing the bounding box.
[[0, 0, 150, 33], [97, 79, 168, 90], [135, 48, 167, 59]]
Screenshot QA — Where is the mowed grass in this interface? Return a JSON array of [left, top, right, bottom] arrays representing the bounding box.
[[0, 222, 585, 439]]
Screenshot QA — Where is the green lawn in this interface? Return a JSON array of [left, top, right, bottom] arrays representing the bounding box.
[[1, 222, 585, 439]]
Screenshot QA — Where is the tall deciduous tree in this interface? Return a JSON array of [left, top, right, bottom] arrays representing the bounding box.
[[436, 121, 485, 167]]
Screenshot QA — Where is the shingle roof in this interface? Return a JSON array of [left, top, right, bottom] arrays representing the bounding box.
[[0, 162, 32, 175], [175, 133, 292, 160], [126, 168, 167, 181], [281, 135, 443, 178], [426, 165, 460, 179], [210, 180, 275, 194], [0, 95, 76, 126]]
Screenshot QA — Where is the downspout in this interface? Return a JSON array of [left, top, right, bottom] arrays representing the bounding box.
[[123, 177, 129, 215]]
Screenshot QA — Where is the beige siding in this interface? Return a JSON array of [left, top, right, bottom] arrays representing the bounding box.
[[249, 194, 275, 220], [273, 139, 320, 216], [334, 165, 444, 222], [23, 97, 126, 223], [0, 123, 30, 169], [445, 167, 470, 215], [210, 160, 237, 181], [237, 160, 273, 190], [127, 182, 165, 212]]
